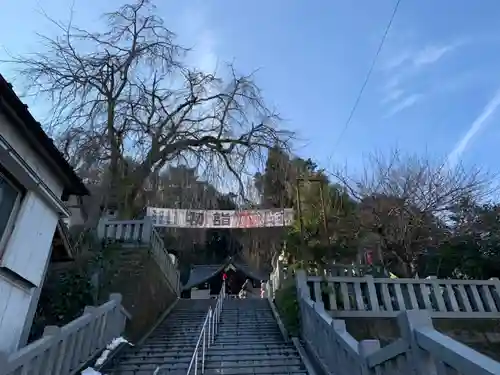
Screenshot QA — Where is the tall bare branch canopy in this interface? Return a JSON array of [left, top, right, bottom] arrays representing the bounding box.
[[6, 0, 292, 215], [333, 150, 497, 276]]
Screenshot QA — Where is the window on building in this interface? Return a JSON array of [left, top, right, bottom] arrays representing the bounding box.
[[0, 168, 23, 253]]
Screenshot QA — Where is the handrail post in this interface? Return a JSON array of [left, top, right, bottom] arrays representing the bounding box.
[[208, 308, 213, 345], [398, 310, 435, 375], [202, 326, 206, 374], [109, 293, 124, 338], [142, 216, 153, 244], [96, 217, 108, 241]]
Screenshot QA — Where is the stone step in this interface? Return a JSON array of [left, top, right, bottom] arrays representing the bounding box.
[[149, 327, 206, 335], [218, 325, 281, 330], [114, 352, 300, 363], [220, 318, 277, 322], [209, 342, 296, 350], [219, 319, 277, 323], [203, 364, 307, 375], [216, 334, 284, 340], [106, 299, 309, 375], [217, 331, 282, 337], [115, 354, 303, 367], [126, 345, 298, 357], [217, 329, 281, 334], [111, 361, 306, 374], [142, 338, 284, 346], [154, 370, 308, 375], [127, 343, 296, 357]]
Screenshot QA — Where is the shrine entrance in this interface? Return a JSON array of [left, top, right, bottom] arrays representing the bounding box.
[[222, 264, 247, 295], [146, 207, 294, 297]]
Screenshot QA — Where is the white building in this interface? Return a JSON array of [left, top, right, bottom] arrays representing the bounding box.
[[0, 74, 88, 353]]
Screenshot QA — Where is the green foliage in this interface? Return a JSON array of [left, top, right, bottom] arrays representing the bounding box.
[[29, 233, 119, 342], [254, 146, 360, 267], [274, 278, 300, 337], [29, 265, 95, 342]]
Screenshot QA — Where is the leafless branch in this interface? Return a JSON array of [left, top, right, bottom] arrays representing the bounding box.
[[4, 0, 293, 216]]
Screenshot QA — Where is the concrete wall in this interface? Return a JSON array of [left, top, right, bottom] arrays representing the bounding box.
[[191, 289, 211, 299], [343, 316, 500, 361], [0, 112, 65, 353], [98, 247, 178, 342]]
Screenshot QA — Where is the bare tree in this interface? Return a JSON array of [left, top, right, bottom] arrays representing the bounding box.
[[6, 0, 292, 216], [333, 149, 496, 276]]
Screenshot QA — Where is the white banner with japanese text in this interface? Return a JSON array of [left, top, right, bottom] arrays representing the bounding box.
[[146, 207, 294, 228]]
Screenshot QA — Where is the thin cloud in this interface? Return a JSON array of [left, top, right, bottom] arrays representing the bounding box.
[[385, 94, 422, 117], [412, 44, 456, 67], [179, 6, 219, 74], [381, 41, 462, 109], [382, 88, 405, 104], [194, 30, 218, 74], [383, 50, 412, 70], [447, 89, 500, 166], [383, 41, 462, 72]]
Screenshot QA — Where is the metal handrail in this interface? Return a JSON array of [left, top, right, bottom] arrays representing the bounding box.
[[153, 282, 226, 375], [186, 282, 226, 375]]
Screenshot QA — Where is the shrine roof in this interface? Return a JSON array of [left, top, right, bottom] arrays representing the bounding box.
[[182, 256, 269, 290]]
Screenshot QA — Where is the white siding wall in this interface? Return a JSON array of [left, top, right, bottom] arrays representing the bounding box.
[[0, 114, 65, 353], [0, 113, 63, 197], [1, 192, 59, 285], [66, 195, 85, 227]]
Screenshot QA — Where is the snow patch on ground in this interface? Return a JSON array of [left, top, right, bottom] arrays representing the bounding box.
[[81, 368, 102, 375], [81, 337, 132, 375]]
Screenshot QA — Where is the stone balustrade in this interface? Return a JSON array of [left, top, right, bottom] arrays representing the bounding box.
[[1, 294, 128, 375], [306, 275, 500, 318], [97, 217, 180, 295], [295, 270, 500, 375]]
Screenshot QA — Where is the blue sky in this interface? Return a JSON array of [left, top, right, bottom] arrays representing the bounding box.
[[2, 0, 500, 176]]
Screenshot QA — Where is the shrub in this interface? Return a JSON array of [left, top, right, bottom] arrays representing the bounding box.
[[274, 277, 300, 337]]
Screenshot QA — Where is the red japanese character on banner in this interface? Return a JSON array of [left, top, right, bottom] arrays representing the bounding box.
[[237, 211, 260, 228]]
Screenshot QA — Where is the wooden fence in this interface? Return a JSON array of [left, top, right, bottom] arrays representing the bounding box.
[[97, 218, 180, 295], [296, 271, 500, 375], [1, 294, 128, 375]]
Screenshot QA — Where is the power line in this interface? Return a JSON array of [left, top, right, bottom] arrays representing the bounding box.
[[330, 0, 402, 157]]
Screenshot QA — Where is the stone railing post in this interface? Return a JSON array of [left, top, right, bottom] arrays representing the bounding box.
[[96, 217, 108, 241], [109, 293, 125, 337], [358, 340, 381, 375], [0, 352, 8, 371], [275, 258, 284, 291], [364, 275, 380, 312], [142, 217, 154, 244], [266, 280, 273, 300], [295, 269, 309, 299], [489, 277, 500, 304], [397, 310, 436, 375], [425, 276, 447, 312], [42, 326, 61, 373]]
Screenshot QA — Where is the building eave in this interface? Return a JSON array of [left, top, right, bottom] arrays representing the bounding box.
[[0, 74, 89, 197]]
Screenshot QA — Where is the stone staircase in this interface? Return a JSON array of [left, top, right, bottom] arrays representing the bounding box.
[[103, 299, 216, 374], [103, 298, 309, 375], [204, 298, 309, 375]]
